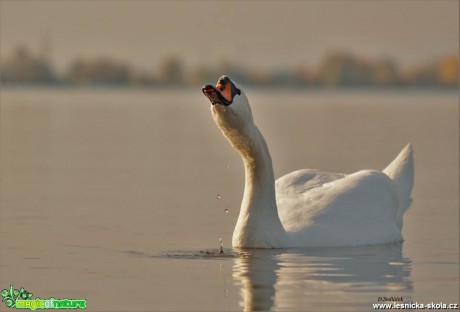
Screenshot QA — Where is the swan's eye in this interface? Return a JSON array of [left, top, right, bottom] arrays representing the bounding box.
[[236, 88, 241, 95]]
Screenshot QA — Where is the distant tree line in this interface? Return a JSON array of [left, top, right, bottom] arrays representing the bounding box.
[[1, 45, 458, 88]]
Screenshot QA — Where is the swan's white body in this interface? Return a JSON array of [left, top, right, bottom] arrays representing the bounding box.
[[204, 76, 414, 248]]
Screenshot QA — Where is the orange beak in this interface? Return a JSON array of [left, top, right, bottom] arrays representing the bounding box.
[[216, 81, 233, 103]]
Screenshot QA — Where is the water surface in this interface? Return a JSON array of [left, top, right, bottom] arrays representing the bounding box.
[[1, 88, 458, 311]]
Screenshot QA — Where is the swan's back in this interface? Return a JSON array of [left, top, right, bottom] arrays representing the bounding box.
[[276, 169, 403, 247]]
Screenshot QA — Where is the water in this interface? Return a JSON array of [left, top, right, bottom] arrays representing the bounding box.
[[1, 88, 458, 311]]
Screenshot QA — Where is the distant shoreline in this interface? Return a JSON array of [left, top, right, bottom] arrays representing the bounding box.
[[1, 83, 457, 93]]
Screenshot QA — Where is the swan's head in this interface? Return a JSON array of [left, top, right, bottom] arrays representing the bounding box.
[[202, 75, 242, 107], [202, 76, 255, 149]]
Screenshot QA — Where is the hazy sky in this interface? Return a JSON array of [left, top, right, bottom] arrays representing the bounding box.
[[1, 1, 458, 73]]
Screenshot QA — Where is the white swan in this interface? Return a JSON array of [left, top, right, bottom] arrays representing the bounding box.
[[202, 76, 414, 248]]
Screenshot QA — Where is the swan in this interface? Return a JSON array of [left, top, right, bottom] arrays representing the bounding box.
[[202, 76, 414, 248]]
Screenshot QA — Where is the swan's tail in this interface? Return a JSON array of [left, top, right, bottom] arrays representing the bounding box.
[[383, 143, 414, 228]]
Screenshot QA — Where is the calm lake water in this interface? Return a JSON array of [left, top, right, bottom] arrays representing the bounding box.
[[1, 88, 458, 311]]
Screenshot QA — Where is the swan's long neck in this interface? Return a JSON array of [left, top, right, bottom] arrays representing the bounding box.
[[232, 126, 289, 248]]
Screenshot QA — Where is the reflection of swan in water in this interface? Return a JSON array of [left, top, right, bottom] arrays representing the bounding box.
[[233, 243, 412, 311], [233, 250, 280, 311]]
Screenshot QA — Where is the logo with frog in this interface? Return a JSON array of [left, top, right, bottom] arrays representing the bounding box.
[[1, 285, 86, 310]]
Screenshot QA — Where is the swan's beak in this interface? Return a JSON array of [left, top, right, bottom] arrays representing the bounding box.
[[202, 84, 222, 105], [202, 75, 240, 106]]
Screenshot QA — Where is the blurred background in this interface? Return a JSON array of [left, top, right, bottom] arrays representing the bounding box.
[[1, 1, 458, 88], [1, 2, 458, 311]]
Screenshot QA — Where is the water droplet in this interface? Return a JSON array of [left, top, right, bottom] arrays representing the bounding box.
[[217, 194, 221, 199], [226, 164, 229, 169], [219, 237, 222, 243], [224, 209, 229, 214]]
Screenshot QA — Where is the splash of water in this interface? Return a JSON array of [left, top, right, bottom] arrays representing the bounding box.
[[219, 237, 224, 254]]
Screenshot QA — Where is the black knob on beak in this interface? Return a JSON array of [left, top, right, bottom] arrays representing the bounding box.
[[218, 76, 230, 85]]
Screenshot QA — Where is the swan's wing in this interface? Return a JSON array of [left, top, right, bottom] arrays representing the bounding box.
[[276, 169, 402, 246], [276, 169, 347, 194], [275, 169, 347, 232]]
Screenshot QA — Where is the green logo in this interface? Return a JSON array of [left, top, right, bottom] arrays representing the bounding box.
[[1, 286, 86, 310]]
